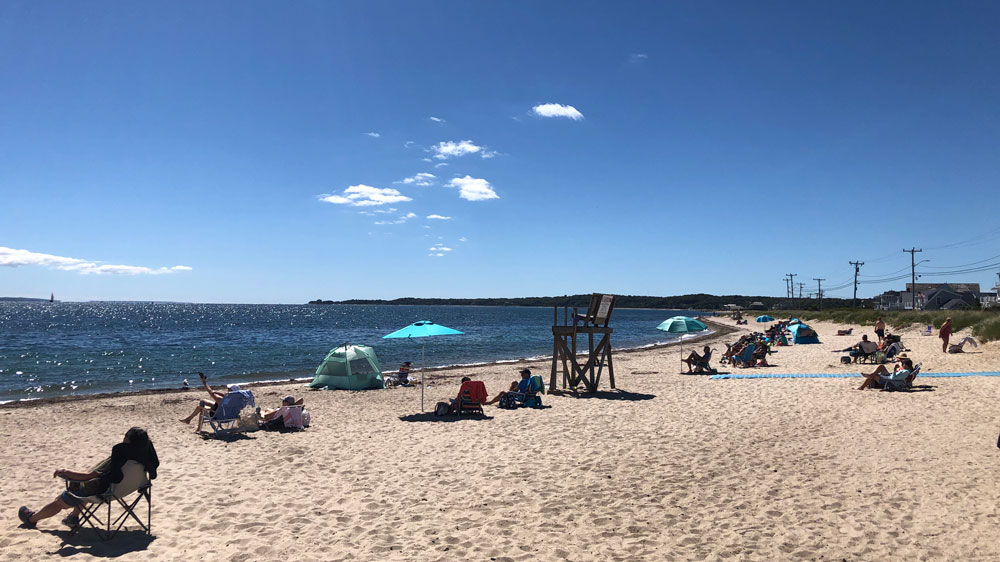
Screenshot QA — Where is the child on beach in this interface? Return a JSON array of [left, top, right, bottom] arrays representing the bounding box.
[[18, 427, 159, 530]]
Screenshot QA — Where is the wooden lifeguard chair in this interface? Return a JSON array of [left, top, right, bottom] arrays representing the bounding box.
[[549, 293, 616, 393]]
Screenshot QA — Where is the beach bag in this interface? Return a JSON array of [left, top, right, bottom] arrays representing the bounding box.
[[240, 412, 260, 431], [302, 409, 310, 428], [434, 401, 451, 416], [498, 393, 519, 410]]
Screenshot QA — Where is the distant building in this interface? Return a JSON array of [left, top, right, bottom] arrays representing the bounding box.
[[748, 301, 766, 311], [876, 283, 982, 311], [981, 292, 997, 309], [723, 304, 744, 311]]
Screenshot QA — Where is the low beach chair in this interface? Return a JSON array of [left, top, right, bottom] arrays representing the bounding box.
[[201, 389, 255, 435], [511, 375, 545, 408], [62, 460, 152, 541], [883, 363, 922, 391], [920, 325, 932, 336], [732, 344, 755, 368], [456, 380, 487, 416]]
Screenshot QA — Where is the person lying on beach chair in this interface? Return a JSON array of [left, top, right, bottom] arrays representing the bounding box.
[[947, 336, 978, 354], [836, 328, 853, 336], [682, 346, 716, 374], [18, 427, 159, 531], [857, 357, 916, 390], [259, 395, 307, 431]]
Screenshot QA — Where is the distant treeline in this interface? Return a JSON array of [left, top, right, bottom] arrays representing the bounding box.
[[308, 293, 869, 311]]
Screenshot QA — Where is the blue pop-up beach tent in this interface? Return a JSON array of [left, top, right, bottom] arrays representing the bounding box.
[[788, 323, 820, 344], [755, 315, 774, 323]]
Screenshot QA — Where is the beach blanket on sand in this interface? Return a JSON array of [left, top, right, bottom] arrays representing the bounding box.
[[710, 372, 1000, 380]]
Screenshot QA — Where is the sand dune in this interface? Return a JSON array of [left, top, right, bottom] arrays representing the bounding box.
[[3, 317, 1000, 561]]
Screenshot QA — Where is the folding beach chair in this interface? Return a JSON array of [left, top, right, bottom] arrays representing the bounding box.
[[456, 380, 487, 416], [732, 344, 755, 368], [882, 363, 922, 391], [920, 325, 932, 336], [201, 389, 255, 435], [63, 460, 152, 541], [511, 375, 545, 408]]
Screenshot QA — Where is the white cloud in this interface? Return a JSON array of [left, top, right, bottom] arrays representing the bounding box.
[[404, 140, 415, 147], [532, 103, 584, 120], [422, 157, 432, 162], [446, 176, 499, 201], [0, 247, 192, 276], [459, 237, 468, 242], [434, 162, 448, 168], [375, 212, 418, 225], [429, 253, 446, 257], [320, 184, 412, 207], [629, 53, 649, 63], [396, 172, 436, 187], [430, 244, 452, 253], [365, 132, 380, 138], [429, 116, 445, 123], [432, 140, 487, 160], [426, 214, 452, 220]]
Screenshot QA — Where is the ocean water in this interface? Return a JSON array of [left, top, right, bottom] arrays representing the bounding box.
[[0, 302, 712, 403]]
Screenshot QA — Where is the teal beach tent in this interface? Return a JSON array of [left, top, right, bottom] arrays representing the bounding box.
[[309, 345, 385, 390], [788, 323, 820, 344], [383, 320, 464, 412], [656, 316, 708, 333]]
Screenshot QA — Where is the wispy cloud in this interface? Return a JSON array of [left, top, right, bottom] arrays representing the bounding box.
[[0, 247, 192, 275], [629, 53, 649, 63], [429, 116, 445, 123], [459, 237, 468, 242], [428, 243, 453, 257], [396, 172, 436, 187], [432, 140, 494, 160], [532, 103, 584, 120], [375, 212, 418, 225], [365, 132, 381, 138], [404, 140, 415, 147], [426, 214, 452, 220], [446, 176, 499, 201], [434, 162, 448, 168], [319, 184, 412, 207]]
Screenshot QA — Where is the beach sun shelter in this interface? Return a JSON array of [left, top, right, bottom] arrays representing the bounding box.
[[309, 345, 385, 390], [788, 323, 820, 344], [383, 320, 463, 412]]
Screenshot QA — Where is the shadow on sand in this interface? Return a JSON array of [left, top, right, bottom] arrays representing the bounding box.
[[38, 528, 155, 558], [549, 388, 655, 401], [398, 412, 494, 423]]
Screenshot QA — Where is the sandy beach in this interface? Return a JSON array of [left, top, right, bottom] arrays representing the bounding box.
[[3, 316, 1000, 561]]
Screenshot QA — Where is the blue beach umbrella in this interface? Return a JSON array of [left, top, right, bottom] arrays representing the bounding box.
[[656, 316, 708, 333], [383, 321, 464, 412], [756, 315, 775, 323]]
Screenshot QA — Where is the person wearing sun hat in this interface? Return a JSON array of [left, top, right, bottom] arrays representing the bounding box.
[[260, 395, 305, 431]]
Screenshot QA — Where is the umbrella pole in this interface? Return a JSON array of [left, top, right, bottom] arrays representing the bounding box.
[[421, 337, 426, 412]]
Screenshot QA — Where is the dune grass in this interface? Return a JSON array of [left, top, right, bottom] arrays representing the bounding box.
[[778, 309, 1000, 343]]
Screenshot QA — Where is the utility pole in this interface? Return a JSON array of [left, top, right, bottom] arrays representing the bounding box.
[[783, 277, 790, 299], [797, 282, 805, 299], [904, 248, 922, 311], [849, 261, 864, 309], [814, 278, 825, 310], [787, 273, 797, 301]]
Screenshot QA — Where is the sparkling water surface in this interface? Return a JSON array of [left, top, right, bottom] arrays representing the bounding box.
[[0, 302, 711, 402]]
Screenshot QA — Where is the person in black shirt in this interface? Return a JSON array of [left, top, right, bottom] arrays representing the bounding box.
[[18, 427, 159, 530]]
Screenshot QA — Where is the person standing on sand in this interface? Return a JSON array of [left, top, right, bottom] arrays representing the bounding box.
[[874, 317, 886, 344], [939, 317, 952, 353]]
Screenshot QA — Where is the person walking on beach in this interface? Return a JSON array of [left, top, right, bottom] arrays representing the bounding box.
[[939, 317, 953, 353], [18, 427, 159, 530], [874, 317, 886, 344]]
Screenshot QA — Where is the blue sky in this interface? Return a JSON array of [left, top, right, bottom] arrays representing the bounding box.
[[2, 1, 999, 303]]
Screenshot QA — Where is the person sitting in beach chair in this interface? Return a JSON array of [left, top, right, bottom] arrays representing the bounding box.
[[848, 335, 879, 363], [732, 343, 756, 368], [259, 395, 307, 431], [396, 361, 413, 386], [179, 372, 225, 426], [18, 427, 159, 532], [837, 328, 853, 336], [752, 343, 770, 367], [502, 369, 545, 408], [681, 346, 716, 374], [450, 377, 488, 415], [857, 357, 917, 391]]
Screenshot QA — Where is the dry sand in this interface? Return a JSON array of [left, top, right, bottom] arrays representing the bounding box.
[[2, 317, 1000, 561]]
